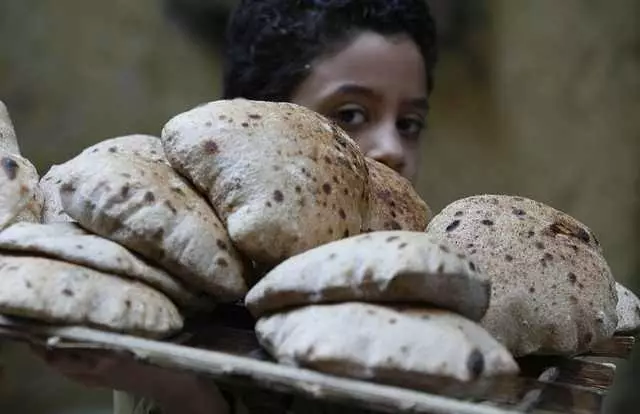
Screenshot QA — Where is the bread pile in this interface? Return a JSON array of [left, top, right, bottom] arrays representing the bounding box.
[[0, 99, 430, 341], [0, 97, 635, 386]]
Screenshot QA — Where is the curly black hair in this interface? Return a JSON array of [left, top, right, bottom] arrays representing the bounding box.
[[223, 0, 438, 102]]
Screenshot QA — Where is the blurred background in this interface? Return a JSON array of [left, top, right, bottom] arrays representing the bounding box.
[[0, 0, 638, 413]]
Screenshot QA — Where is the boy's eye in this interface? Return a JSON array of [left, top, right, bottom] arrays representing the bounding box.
[[397, 117, 425, 140], [331, 105, 368, 129]]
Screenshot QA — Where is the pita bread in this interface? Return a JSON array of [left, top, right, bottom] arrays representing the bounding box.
[[40, 163, 74, 223], [161, 99, 370, 265], [256, 303, 519, 385], [58, 152, 248, 301], [0, 100, 20, 155], [80, 134, 168, 164], [245, 231, 489, 321], [0, 153, 40, 230], [615, 282, 640, 334], [40, 135, 167, 224], [0, 255, 182, 338], [0, 222, 211, 310], [364, 158, 432, 232], [425, 194, 618, 356]]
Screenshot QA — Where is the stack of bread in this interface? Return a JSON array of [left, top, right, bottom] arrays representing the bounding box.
[[0, 97, 637, 388]]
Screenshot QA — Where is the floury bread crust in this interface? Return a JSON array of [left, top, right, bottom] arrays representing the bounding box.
[[0, 100, 20, 155], [245, 231, 490, 321], [58, 151, 248, 302], [161, 99, 370, 265], [0, 153, 41, 230], [426, 194, 618, 356], [615, 282, 640, 334], [40, 135, 167, 223], [0, 255, 183, 338], [0, 222, 211, 310], [255, 303, 519, 384], [364, 158, 432, 232]]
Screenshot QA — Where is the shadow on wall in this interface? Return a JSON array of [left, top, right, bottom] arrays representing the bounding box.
[[0, 0, 638, 413]]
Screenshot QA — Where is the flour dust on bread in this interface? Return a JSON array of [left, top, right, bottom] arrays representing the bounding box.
[[0, 222, 211, 310], [246, 231, 489, 321], [0, 100, 20, 155], [615, 282, 640, 334], [0, 254, 183, 338], [255, 303, 518, 385], [40, 135, 167, 223], [161, 99, 370, 265], [426, 194, 617, 356], [364, 158, 432, 232], [0, 153, 41, 230], [58, 151, 248, 301]]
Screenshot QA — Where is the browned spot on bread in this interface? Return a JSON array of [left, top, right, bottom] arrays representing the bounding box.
[[62, 288, 74, 297], [505, 254, 513, 262], [203, 140, 219, 154], [1, 157, 18, 180], [120, 185, 131, 199], [273, 190, 284, 203], [322, 183, 332, 195], [446, 220, 461, 232], [454, 211, 464, 217], [467, 349, 485, 378], [549, 220, 591, 244], [60, 183, 75, 193], [568, 272, 577, 284], [513, 208, 526, 216], [144, 191, 155, 203], [216, 258, 229, 268], [398, 243, 408, 250], [338, 209, 346, 220], [386, 236, 400, 243], [216, 239, 228, 250], [481, 219, 494, 226], [535, 242, 545, 250], [164, 200, 177, 214]]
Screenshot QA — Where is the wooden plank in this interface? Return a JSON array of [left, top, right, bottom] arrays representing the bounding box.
[[0, 315, 607, 414], [583, 335, 636, 359], [518, 356, 616, 392]]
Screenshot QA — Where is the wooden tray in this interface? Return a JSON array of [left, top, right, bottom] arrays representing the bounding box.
[[0, 305, 635, 414]]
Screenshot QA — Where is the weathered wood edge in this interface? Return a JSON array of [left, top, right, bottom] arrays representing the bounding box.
[[0, 316, 520, 414], [0, 316, 610, 414], [583, 335, 636, 359]]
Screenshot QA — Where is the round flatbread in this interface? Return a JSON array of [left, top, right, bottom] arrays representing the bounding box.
[[245, 231, 489, 321], [426, 194, 618, 356], [161, 99, 370, 265], [256, 303, 519, 385], [0, 255, 183, 338], [58, 152, 248, 302], [364, 158, 432, 232], [0, 153, 40, 230], [41, 135, 167, 224], [80, 134, 168, 164], [615, 282, 640, 334], [0, 222, 211, 310], [0, 100, 20, 155]]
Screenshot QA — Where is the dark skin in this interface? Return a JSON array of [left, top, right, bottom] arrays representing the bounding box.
[[36, 31, 429, 414]]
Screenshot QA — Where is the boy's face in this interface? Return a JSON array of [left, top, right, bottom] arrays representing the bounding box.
[[291, 31, 428, 182]]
